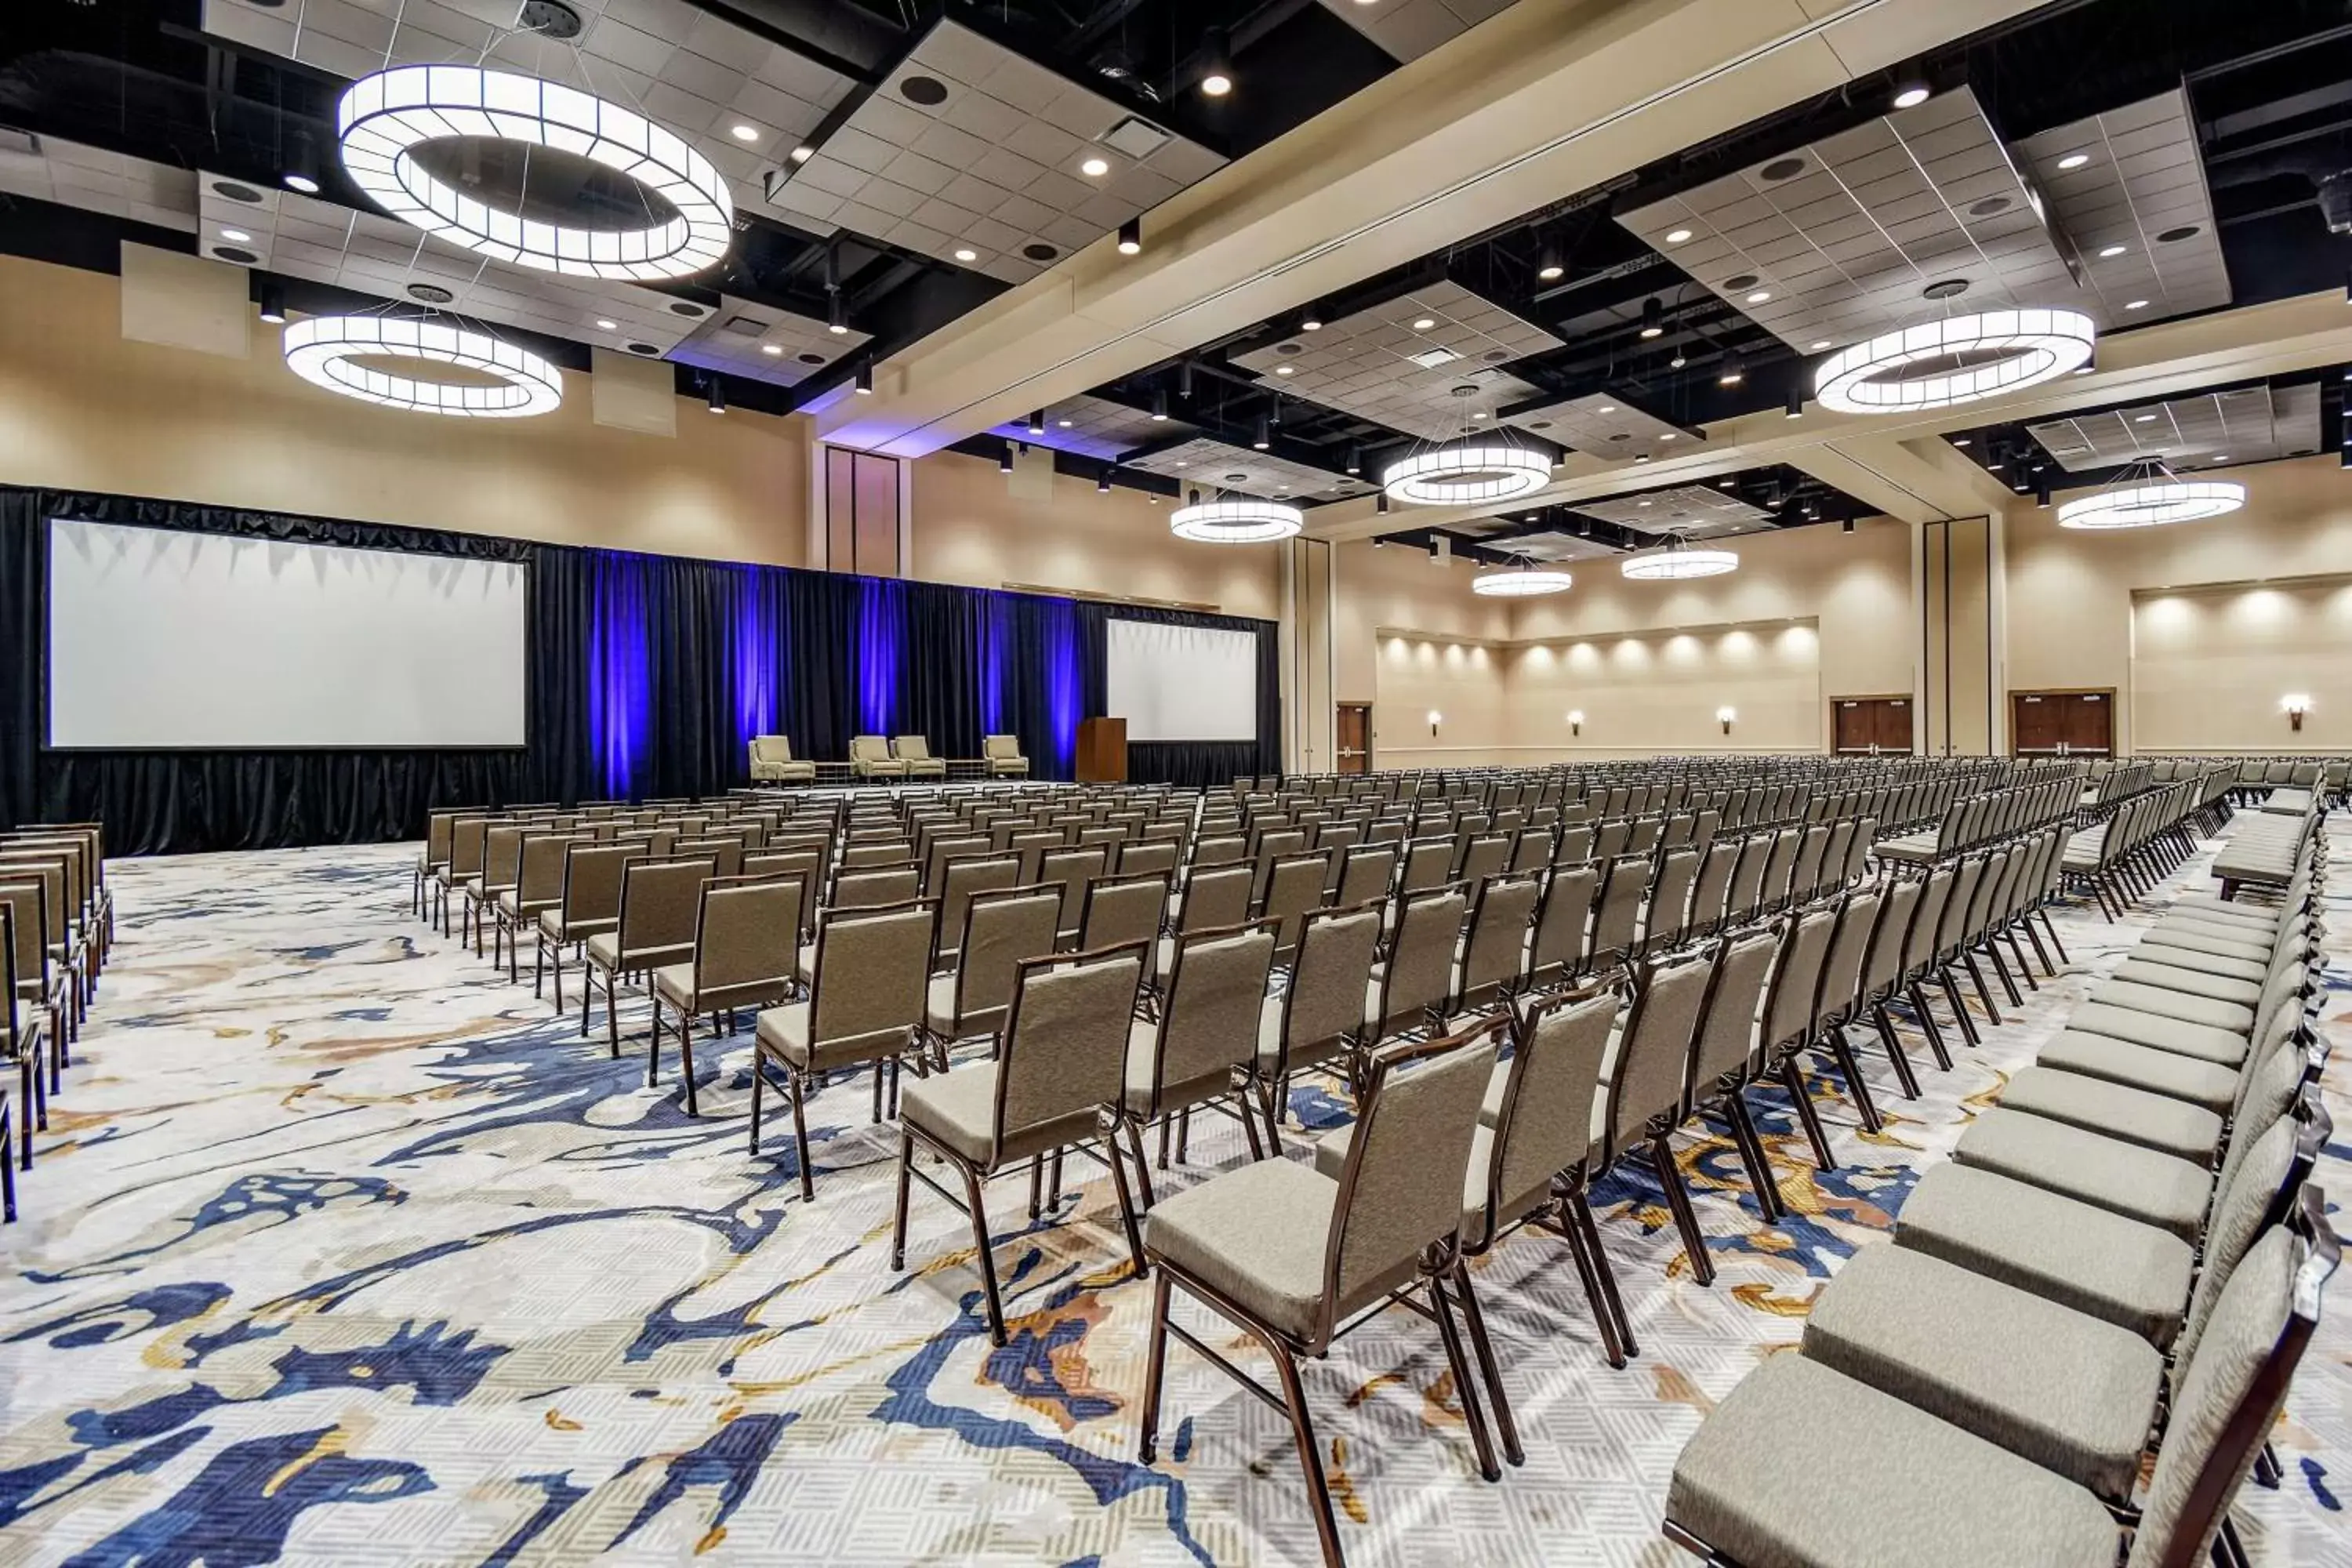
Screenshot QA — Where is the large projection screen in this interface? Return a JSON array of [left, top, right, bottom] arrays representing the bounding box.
[[1105, 619, 1258, 742], [47, 519, 528, 750]]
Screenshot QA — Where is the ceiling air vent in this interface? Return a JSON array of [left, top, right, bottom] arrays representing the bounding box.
[[1101, 116, 1172, 161]]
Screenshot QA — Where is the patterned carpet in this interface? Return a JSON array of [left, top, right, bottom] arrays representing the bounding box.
[[0, 823, 2344, 1566]]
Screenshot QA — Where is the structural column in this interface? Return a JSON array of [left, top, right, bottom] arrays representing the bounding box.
[[1915, 513, 2007, 755], [1281, 537, 1336, 775]]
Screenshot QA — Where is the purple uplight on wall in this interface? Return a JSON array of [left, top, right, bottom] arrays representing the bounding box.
[[857, 577, 901, 735], [978, 598, 1012, 736], [586, 557, 652, 799], [733, 569, 780, 746], [1039, 597, 1083, 775]]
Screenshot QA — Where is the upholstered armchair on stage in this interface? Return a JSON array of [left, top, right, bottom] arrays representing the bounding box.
[[848, 735, 909, 781], [982, 735, 1029, 778], [748, 735, 816, 784], [891, 735, 948, 780]]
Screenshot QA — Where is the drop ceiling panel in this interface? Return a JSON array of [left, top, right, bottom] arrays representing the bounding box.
[[200, 0, 853, 230], [1498, 391, 1704, 463], [1120, 437, 1376, 503], [1470, 528, 1625, 564], [2012, 89, 2232, 326], [763, 19, 1223, 283], [0, 133, 198, 234], [1314, 0, 1519, 63], [1618, 87, 2092, 354], [2027, 383, 2321, 474], [985, 394, 1195, 463], [670, 293, 872, 387], [1573, 485, 1776, 539], [1229, 281, 1560, 441]]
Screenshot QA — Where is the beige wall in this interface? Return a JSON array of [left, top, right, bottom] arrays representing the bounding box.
[[1341, 517, 1911, 768], [2007, 455, 2352, 753], [908, 448, 1281, 619], [0, 255, 811, 565], [2132, 576, 2352, 752]]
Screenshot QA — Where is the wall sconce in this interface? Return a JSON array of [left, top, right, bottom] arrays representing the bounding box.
[[1566, 710, 1584, 737], [1427, 710, 1443, 736], [1717, 706, 1737, 735], [2283, 694, 2311, 733]]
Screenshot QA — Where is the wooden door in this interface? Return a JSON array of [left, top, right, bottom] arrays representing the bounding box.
[[2012, 690, 2114, 756], [1831, 696, 1912, 754], [1335, 705, 1371, 774]]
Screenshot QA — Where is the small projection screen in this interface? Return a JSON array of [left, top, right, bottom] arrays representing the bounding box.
[[46, 518, 528, 750], [1105, 618, 1258, 742]]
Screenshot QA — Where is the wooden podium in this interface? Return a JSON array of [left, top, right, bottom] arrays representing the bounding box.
[[1075, 717, 1127, 782]]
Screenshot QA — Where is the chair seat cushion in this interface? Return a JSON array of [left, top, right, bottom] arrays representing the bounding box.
[[1145, 1158, 1341, 1342], [2167, 892, 2285, 920], [2106, 960, 2263, 1007], [1950, 1108, 2211, 1240], [754, 1002, 811, 1066], [585, 933, 620, 970], [902, 1062, 1101, 1171], [1664, 1354, 2117, 1568], [2063, 1003, 2249, 1067], [652, 962, 696, 1009], [1994, 1065, 2224, 1162], [1895, 1163, 2193, 1346], [2081, 978, 2254, 1034], [2124, 946, 2268, 984], [2034, 1033, 2243, 1114], [2136, 927, 2274, 964], [1802, 1243, 2162, 1502]]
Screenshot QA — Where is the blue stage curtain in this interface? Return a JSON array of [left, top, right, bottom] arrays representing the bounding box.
[[0, 486, 1283, 852]]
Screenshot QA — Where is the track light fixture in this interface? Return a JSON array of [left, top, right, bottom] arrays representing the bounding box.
[[1028, 409, 1046, 435], [1785, 388, 1803, 419], [855, 361, 873, 395], [1842, 517, 1856, 534], [1178, 361, 1194, 400], [1098, 466, 1113, 494], [1117, 217, 1142, 256], [1377, 492, 1391, 515], [256, 281, 287, 325], [1200, 27, 1234, 96], [1152, 388, 1169, 421], [1639, 297, 1663, 339], [1252, 414, 1271, 450], [1345, 441, 1362, 475], [1302, 301, 1326, 332], [706, 376, 726, 414], [1000, 442, 1014, 474], [826, 290, 848, 336], [1537, 244, 1564, 283], [1719, 352, 1744, 387]]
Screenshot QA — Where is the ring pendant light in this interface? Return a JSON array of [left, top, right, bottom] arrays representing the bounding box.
[[1620, 537, 1738, 580], [1169, 497, 1304, 544], [1813, 308, 2096, 414], [284, 315, 564, 418], [339, 66, 733, 280], [1472, 562, 1573, 597], [1381, 443, 1552, 506], [2056, 470, 2245, 530]]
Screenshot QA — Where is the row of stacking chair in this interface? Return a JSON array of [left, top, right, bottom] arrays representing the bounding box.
[[0, 822, 111, 1223], [2061, 775, 2220, 917], [1662, 812, 2336, 1568]]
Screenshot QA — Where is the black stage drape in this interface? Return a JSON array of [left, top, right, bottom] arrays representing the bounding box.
[[0, 487, 1282, 854]]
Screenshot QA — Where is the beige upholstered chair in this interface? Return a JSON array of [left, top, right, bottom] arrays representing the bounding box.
[[925, 884, 1060, 1051], [1117, 920, 1276, 1191], [583, 856, 716, 1057], [982, 734, 1029, 778], [849, 735, 908, 781], [652, 874, 807, 1116], [891, 735, 948, 780], [538, 841, 648, 1011], [748, 735, 816, 785]]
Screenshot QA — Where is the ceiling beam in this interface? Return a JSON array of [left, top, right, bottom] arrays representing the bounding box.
[[822, 0, 2053, 457]]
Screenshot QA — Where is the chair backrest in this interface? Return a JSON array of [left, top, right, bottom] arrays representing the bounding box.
[[1554, 822, 1594, 866], [982, 735, 1024, 761], [993, 943, 1148, 1157], [672, 837, 745, 880], [1145, 923, 1278, 1110], [1900, 865, 1955, 975], [923, 834, 990, 894], [1372, 885, 1467, 1036], [1589, 854, 1650, 969], [558, 842, 646, 930], [1759, 826, 1802, 909], [481, 824, 527, 890], [892, 735, 935, 761], [1080, 871, 1170, 971], [1809, 887, 1882, 1032], [1180, 862, 1254, 934], [835, 864, 921, 909], [1456, 871, 1541, 1007], [1258, 852, 1331, 955], [935, 854, 1022, 965], [515, 832, 587, 904], [750, 735, 795, 764], [1759, 903, 1839, 1059], [1528, 863, 1597, 981], [849, 735, 893, 764], [1688, 839, 1738, 935], [1117, 840, 1178, 878], [1335, 843, 1398, 909], [691, 875, 802, 1004], [1321, 1024, 1503, 1343], [1645, 847, 1700, 950], [1399, 837, 1454, 893], [1841, 816, 1878, 883], [448, 816, 491, 877], [1604, 947, 1717, 1155], [1932, 852, 1987, 954], [807, 898, 937, 1064], [1685, 927, 1780, 1098], [0, 880, 46, 995], [615, 856, 717, 962], [1041, 846, 1108, 934], [1724, 832, 1771, 920], [949, 885, 1062, 1033], [1476, 990, 1619, 1242], [1454, 833, 1511, 885], [1275, 902, 1383, 1071]]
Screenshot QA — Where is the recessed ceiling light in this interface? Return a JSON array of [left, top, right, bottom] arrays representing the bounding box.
[[1080, 155, 1109, 177], [2211, 454, 2229, 462], [2098, 244, 2128, 258], [1953, 437, 1972, 448], [1058, 418, 1073, 426], [1638, 498, 1653, 507], [1596, 404, 1616, 413], [595, 318, 617, 330], [731, 124, 760, 142], [1746, 289, 1771, 304], [221, 227, 252, 243], [953, 247, 978, 262], [1809, 339, 1833, 351], [2134, 412, 2156, 423], [1659, 432, 1678, 442], [1472, 410, 1488, 419], [2057, 153, 2090, 171], [789, 145, 815, 163], [760, 344, 783, 356], [2125, 299, 2149, 310], [1893, 85, 1931, 109], [1664, 228, 1693, 245], [1411, 318, 1436, 330], [284, 173, 319, 194]]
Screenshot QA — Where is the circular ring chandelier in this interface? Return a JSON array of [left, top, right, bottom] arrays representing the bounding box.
[[1621, 539, 1739, 580], [1381, 443, 1552, 506], [1169, 497, 1304, 544], [1472, 564, 1573, 597], [338, 66, 733, 281], [283, 315, 564, 418], [2057, 476, 2245, 530], [1813, 308, 2096, 415]]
